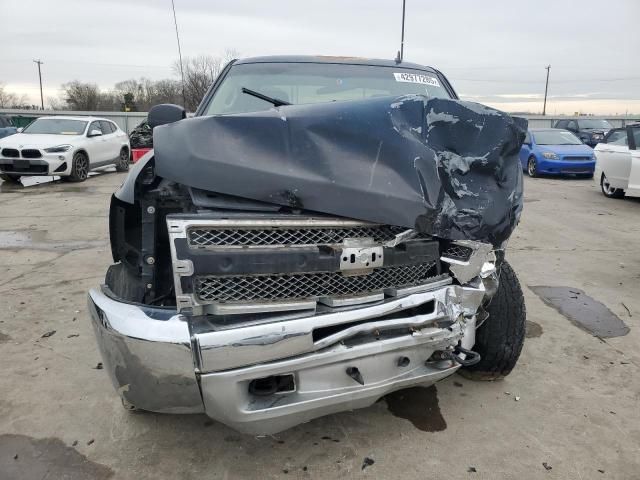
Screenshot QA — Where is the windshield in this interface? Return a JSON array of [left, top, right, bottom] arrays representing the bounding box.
[[205, 62, 452, 115], [533, 130, 582, 145], [23, 118, 87, 135], [578, 119, 612, 129]]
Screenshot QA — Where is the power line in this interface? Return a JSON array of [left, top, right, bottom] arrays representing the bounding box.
[[33, 59, 44, 110]]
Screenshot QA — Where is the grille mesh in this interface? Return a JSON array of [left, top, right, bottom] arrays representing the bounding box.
[[188, 225, 414, 248], [196, 262, 438, 303], [442, 245, 473, 261]]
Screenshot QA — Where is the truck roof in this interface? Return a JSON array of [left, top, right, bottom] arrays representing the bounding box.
[[234, 55, 440, 73]]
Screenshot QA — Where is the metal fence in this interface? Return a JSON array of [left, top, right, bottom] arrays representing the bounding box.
[[0, 109, 148, 134], [0, 108, 638, 135]]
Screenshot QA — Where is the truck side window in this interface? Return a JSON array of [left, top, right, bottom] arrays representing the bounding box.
[[567, 120, 577, 131]]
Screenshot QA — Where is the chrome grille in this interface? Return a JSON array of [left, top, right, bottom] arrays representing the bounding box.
[[196, 262, 438, 303], [442, 244, 473, 261], [188, 225, 413, 248]]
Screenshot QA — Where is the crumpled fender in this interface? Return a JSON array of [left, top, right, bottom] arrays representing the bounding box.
[[125, 95, 526, 247]]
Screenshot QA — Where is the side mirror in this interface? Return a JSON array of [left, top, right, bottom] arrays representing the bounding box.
[[16, 127, 23, 133], [148, 104, 186, 129], [88, 129, 102, 137]]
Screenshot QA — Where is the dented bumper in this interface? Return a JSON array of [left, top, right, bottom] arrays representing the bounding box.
[[88, 277, 488, 435]]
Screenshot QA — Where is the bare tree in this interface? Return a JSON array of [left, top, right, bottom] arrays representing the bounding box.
[[0, 83, 28, 108], [150, 79, 182, 107], [173, 50, 238, 111], [51, 50, 239, 112], [114, 77, 183, 111], [61, 81, 103, 110]]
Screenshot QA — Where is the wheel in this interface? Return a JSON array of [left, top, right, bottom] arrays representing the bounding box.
[[459, 260, 526, 381], [527, 156, 538, 177], [116, 147, 130, 172], [600, 173, 624, 198], [0, 173, 21, 183], [68, 152, 89, 182]]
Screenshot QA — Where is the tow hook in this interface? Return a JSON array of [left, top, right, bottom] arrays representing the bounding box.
[[450, 345, 481, 366]]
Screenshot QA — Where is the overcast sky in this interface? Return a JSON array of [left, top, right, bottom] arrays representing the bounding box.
[[3, 0, 639, 114]]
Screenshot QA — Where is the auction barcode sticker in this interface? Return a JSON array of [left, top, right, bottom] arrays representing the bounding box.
[[393, 72, 440, 87]]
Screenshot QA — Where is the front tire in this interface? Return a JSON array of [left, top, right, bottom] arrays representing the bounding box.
[[115, 147, 130, 172], [600, 173, 624, 198], [68, 152, 89, 182], [0, 173, 21, 183], [459, 261, 526, 381], [527, 156, 538, 177]]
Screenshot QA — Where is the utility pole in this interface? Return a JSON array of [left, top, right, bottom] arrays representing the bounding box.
[[542, 64, 551, 116], [171, 0, 187, 109], [33, 59, 44, 110], [397, 0, 406, 63]]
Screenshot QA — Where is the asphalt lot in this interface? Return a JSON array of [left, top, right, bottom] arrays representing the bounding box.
[[0, 169, 639, 480]]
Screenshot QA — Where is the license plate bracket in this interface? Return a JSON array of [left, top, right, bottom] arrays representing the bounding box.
[[13, 160, 30, 171]]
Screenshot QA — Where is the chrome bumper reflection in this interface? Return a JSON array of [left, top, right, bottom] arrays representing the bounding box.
[[87, 288, 203, 414], [88, 278, 487, 434], [194, 279, 484, 372]]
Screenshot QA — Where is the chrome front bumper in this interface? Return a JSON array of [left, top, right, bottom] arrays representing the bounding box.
[[88, 279, 486, 435]]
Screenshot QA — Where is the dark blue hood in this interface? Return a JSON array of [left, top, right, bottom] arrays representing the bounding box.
[[122, 96, 528, 247]]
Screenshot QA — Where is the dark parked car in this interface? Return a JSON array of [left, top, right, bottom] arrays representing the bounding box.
[[88, 56, 528, 435], [129, 120, 153, 149], [553, 118, 613, 147], [0, 115, 18, 139]]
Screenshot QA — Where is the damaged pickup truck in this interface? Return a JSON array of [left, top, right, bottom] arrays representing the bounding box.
[[88, 56, 527, 435]]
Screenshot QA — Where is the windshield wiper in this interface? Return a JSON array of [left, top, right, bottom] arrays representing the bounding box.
[[241, 87, 291, 107]]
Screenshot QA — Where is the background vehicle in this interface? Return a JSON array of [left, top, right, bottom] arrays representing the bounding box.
[[88, 56, 527, 435], [0, 116, 130, 183], [0, 115, 18, 139], [594, 124, 640, 198], [553, 118, 613, 147], [520, 128, 595, 178], [128, 119, 153, 162]]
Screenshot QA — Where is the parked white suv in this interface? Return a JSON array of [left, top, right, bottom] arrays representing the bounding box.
[[0, 116, 130, 183]]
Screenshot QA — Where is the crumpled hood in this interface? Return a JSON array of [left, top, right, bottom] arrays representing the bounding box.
[[151, 95, 527, 247]]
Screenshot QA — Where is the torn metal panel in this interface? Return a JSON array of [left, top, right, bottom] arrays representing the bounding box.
[[150, 95, 526, 246]]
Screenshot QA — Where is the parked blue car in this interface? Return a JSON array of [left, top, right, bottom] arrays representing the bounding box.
[[520, 128, 595, 178]]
